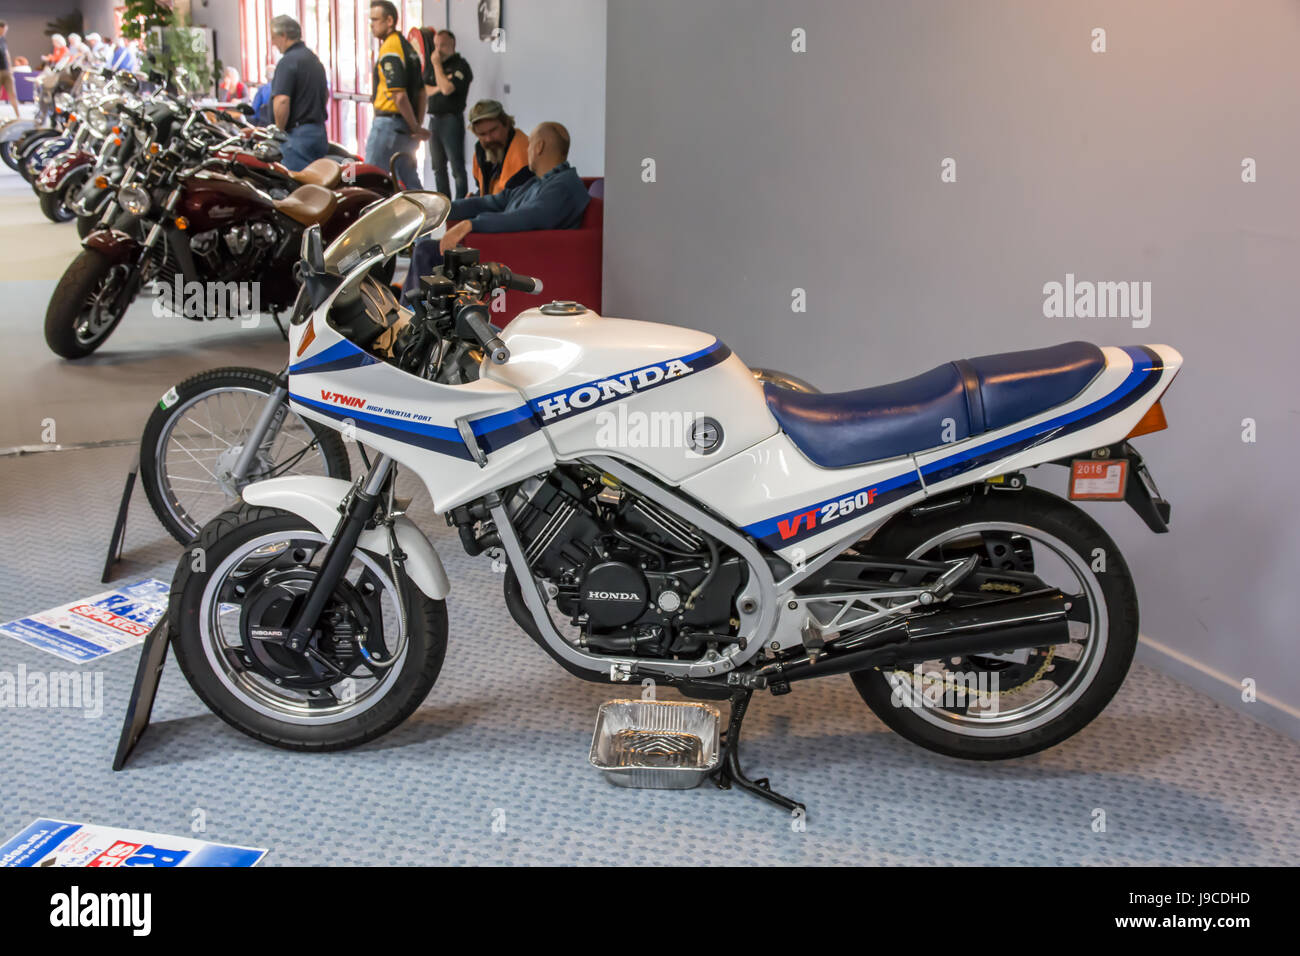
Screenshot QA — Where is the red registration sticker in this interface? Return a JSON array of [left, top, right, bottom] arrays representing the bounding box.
[[1069, 459, 1129, 500]]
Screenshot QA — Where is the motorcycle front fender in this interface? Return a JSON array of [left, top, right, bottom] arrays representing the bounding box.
[[83, 228, 142, 263], [240, 475, 451, 600], [36, 150, 91, 193], [0, 119, 36, 144]]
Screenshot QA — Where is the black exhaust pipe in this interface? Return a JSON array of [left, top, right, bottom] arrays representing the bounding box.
[[759, 590, 1071, 685]]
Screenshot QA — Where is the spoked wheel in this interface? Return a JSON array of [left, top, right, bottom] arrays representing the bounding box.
[[852, 488, 1139, 759], [139, 367, 351, 543], [43, 248, 135, 357], [170, 504, 448, 750]]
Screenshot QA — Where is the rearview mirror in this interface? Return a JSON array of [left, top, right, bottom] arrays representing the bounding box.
[[301, 225, 325, 276]]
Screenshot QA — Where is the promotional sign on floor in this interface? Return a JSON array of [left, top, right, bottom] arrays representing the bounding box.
[[0, 579, 169, 664], [0, 819, 267, 867]]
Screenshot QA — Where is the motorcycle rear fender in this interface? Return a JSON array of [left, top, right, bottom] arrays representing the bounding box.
[[83, 228, 142, 263], [240, 475, 451, 600]]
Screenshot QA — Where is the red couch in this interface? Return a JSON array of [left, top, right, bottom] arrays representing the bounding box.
[[458, 177, 603, 324]]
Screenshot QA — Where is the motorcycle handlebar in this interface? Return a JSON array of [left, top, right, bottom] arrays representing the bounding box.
[[501, 269, 543, 295], [458, 304, 510, 365]]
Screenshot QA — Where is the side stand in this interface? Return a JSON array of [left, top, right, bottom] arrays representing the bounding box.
[[711, 689, 805, 815]]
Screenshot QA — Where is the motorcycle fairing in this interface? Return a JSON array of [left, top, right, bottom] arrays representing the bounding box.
[[681, 343, 1181, 561], [286, 303, 781, 509], [286, 315, 559, 513]]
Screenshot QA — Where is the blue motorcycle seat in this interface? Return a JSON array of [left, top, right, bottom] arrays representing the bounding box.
[[764, 341, 1105, 468]]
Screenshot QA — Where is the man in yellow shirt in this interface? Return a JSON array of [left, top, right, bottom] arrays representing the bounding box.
[[365, 1, 428, 188]]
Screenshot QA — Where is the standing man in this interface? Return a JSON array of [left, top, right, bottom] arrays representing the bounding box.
[[269, 16, 329, 170], [366, 1, 427, 189], [0, 22, 20, 120], [425, 29, 473, 198]]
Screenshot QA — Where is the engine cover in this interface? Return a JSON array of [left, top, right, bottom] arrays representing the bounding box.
[[580, 560, 648, 628]]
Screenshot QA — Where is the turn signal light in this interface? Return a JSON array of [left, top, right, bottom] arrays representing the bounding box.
[[111, 126, 120, 135], [1126, 401, 1167, 439], [113, 137, 122, 146], [148, 143, 161, 155], [93, 175, 109, 189], [174, 217, 189, 230]]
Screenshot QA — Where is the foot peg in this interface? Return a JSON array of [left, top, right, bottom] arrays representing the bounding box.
[[922, 554, 981, 604]]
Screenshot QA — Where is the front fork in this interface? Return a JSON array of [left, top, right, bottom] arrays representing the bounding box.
[[283, 453, 395, 653], [140, 184, 182, 256], [228, 367, 290, 484]]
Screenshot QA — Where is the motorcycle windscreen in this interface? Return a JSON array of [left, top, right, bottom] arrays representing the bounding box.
[[323, 191, 450, 276]]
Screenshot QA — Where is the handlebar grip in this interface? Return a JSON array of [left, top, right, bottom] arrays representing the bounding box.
[[459, 306, 511, 364], [502, 270, 543, 295]]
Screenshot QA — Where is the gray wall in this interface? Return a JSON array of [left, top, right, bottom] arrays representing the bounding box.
[[605, 0, 1300, 736], [434, 0, 606, 179]]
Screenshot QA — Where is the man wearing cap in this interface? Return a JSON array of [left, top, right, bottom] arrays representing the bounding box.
[[424, 29, 473, 198], [402, 121, 589, 300], [467, 99, 532, 197]]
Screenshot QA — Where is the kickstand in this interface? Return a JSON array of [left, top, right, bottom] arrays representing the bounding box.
[[711, 689, 805, 815]]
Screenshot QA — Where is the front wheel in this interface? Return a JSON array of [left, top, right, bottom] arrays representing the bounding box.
[[38, 168, 87, 223], [169, 503, 448, 750], [43, 248, 135, 358], [851, 487, 1139, 760], [139, 367, 352, 543]]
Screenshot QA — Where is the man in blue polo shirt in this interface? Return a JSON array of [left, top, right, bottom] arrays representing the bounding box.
[[268, 15, 329, 170], [403, 121, 589, 299]]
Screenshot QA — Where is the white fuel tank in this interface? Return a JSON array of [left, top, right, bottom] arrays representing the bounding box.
[[485, 306, 778, 483]]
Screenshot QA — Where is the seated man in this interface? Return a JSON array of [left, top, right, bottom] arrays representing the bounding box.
[[467, 99, 533, 196], [403, 121, 590, 300]]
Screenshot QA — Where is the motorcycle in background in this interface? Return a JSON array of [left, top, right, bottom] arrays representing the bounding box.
[[43, 107, 389, 358]]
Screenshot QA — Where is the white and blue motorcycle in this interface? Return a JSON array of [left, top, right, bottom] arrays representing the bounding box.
[[168, 192, 1182, 808]]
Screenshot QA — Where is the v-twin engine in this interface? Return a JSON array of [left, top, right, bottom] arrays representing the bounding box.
[[505, 467, 746, 658]]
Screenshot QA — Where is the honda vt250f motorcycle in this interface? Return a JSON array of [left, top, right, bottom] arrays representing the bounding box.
[[168, 192, 1182, 809]]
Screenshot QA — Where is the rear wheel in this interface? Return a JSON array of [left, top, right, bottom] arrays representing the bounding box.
[[43, 248, 134, 357], [170, 503, 448, 750], [851, 488, 1139, 760], [139, 367, 352, 543]]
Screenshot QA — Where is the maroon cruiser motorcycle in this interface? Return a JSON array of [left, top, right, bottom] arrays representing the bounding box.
[[44, 111, 390, 359]]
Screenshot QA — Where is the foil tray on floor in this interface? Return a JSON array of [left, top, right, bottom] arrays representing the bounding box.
[[589, 699, 721, 789]]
